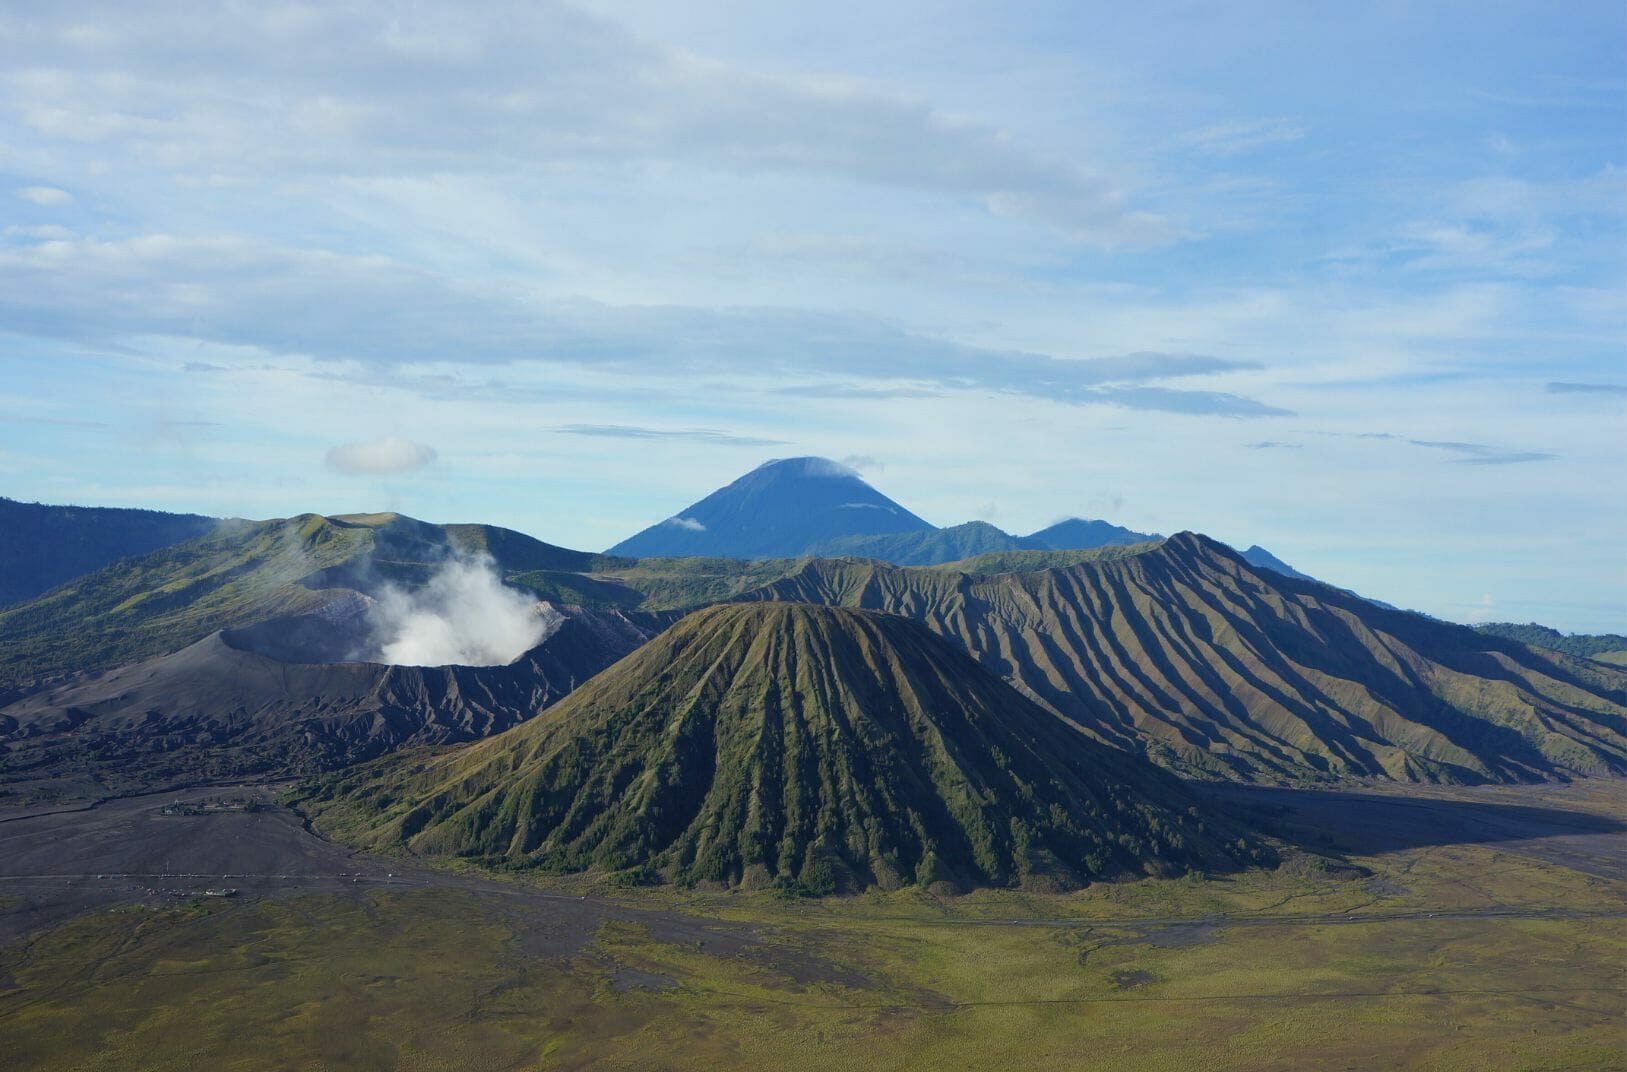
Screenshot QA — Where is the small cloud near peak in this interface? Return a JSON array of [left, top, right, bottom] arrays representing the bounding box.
[[326, 436, 437, 475]]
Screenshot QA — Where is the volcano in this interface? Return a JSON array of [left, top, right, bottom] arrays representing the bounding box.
[[605, 457, 933, 559], [307, 602, 1260, 892]]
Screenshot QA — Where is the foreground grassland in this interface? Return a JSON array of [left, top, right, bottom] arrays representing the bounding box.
[[2, 813, 1622, 1072]]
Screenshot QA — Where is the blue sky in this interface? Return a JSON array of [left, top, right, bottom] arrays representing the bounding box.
[[1, 1, 1623, 630]]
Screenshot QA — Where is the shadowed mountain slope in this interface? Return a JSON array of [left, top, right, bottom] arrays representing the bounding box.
[[606, 457, 933, 559], [0, 497, 218, 607], [0, 604, 667, 793], [0, 511, 614, 691], [306, 603, 1261, 892], [739, 534, 1627, 785]]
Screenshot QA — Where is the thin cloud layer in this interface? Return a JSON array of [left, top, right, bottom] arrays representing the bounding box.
[[0, 234, 1288, 416], [1547, 381, 1627, 396], [555, 424, 787, 446], [0, 2, 1166, 246], [1406, 439, 1556, 466]]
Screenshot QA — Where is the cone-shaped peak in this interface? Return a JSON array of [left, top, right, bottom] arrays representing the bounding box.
[[606, 457, 932, 560]]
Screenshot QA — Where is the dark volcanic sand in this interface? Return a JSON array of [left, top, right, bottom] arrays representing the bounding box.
[[0, 783, 875, 990], [0, 778, 1621, 959], [1202, 778, 1627, 881]]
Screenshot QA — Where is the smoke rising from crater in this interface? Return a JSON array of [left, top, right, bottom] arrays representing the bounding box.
[[364, 553, 545, 667]]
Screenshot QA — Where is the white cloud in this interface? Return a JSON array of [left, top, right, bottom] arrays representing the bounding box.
[[17, 185, 72, 206], [665, 516, 705, 531], [325, 435, 437, 475]]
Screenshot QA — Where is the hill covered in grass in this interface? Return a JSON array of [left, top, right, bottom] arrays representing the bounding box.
[[0, 497, 218, 607], [740, 535, 1627, 785], [305, 603, 1261, 892]]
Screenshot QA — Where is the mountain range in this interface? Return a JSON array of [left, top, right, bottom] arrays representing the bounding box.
[[606, 457, 1159, 564], [739, 535, 1627, 783], [2, 457, 1624, 816], [3, 457, 1625, 890]]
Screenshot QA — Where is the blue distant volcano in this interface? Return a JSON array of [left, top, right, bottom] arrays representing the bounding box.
[[606, 457, 933, 559]]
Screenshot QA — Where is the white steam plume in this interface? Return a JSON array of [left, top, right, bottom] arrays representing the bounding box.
[[365, 553, 545, 666]]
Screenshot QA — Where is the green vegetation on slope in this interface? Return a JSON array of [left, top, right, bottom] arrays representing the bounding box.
[[1474, 621, 1627, 662], [305, 603, 1259, 891], [0, 515, 367, 689], [739, 533, 1627, 784]]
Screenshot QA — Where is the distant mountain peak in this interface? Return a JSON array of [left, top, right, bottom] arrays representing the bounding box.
[[1027, 517, 1159, 550], [606, 457, 931, 559], [750, 455, 861, 479], [1238, 544, 1316, 582]]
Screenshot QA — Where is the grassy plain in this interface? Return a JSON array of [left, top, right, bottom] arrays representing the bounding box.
[[2, 787, 1622, 1071]]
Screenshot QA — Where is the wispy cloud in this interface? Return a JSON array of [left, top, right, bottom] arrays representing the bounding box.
[[1177, 118, 1305, 156], [1407, 439, 1556, 465], [776, 383, 941, 400], [1456, 451, 1556, 466], [1085, 386, 1292, 418], [554, 424, 787, 447], [0, 235, 1287, 416], [1547, 381, 1627, 396], [0, 412, 107, 428]]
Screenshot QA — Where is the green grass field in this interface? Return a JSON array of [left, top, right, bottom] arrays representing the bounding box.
[[2, 826, 1622, 1071]]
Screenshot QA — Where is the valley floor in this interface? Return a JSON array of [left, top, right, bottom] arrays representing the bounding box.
[[0, 779, 1623, 1071]]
